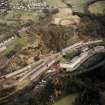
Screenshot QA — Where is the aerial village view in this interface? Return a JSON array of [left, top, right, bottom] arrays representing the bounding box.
[[0, 0, 105, 105]]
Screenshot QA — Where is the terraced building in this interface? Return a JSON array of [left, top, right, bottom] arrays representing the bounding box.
[[10, 0, 48, 11], [0, 0, 9, 10]]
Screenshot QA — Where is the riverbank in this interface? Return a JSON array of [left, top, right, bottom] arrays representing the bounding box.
[[53, 94, 77, 105]]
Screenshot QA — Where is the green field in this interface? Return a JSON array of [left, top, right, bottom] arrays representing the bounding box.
[[46, 0, 105, 14], [3, 34, 28, 57], [88, 1, 105, 15], [46, 0, 89, 13], [0, 10, 40, 27]]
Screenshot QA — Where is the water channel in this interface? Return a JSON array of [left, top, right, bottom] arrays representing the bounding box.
[[53, 94, 77, 105]]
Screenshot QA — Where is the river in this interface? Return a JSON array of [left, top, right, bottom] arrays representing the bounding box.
[[53, 94, 77, 105]]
